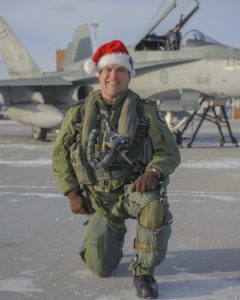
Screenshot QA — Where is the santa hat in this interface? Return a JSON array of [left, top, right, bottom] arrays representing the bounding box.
[[84, 40, 135, 77]]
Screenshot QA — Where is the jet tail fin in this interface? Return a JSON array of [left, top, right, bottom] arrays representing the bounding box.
[[0, 16, 42, 79], [62, 24, 92, 69]]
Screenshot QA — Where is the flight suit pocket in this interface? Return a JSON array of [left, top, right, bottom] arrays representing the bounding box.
[[70, 142, 96, 184]]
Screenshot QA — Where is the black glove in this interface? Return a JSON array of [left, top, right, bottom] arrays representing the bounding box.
[[132, 170, 159, 193], [67, 190, 93, 214]]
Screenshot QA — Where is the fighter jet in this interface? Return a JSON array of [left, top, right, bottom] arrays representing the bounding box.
[[0, 0, 239, 146], [0, 17, 96, 140]]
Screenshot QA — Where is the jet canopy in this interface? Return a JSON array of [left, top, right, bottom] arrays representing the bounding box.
[[134, 0, 199, 51], [182, 29, 223, 47]]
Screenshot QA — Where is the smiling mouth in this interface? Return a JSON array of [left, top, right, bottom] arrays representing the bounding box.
[[107, 83, 119, 88]]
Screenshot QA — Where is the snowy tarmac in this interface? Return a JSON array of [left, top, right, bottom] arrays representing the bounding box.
[[0, 120, 240, 300]]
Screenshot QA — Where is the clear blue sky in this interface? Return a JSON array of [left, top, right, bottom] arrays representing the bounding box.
[[1, 0, 240, 78]]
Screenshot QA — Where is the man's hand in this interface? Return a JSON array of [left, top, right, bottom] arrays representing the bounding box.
[[67, 190, 89, 214], [132, 170, 159, 193]]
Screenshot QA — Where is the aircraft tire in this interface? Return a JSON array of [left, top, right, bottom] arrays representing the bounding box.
[[32, 126, 47, 141]]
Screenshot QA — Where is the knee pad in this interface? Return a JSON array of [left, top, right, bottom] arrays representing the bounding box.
[[123, 177, 170, 221], [80, 209, 126, 277], [139, 199, 167, 228], [130, 217, 172, 274]]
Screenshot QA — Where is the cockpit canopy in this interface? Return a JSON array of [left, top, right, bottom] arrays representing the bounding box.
[[182, 29, 224, 47], [133, 0, 225, 51], [134, 29, 223, 51]]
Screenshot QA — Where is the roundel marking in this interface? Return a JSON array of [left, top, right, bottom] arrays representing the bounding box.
[[160, 70, 169, 84]]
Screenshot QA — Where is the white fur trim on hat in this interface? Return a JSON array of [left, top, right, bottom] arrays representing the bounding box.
[[84, 59, 97, 76], [84, 53, 135, 78], [97, 53, 135, 77]]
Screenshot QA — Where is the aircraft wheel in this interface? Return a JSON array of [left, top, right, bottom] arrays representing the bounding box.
[[32, 126, 47, 140]]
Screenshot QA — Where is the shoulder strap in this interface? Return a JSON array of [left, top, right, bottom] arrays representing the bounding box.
[[72, 100, 85, 143], [130, 98, 148, 149]]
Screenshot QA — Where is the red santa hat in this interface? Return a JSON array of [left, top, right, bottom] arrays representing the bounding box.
[[84, 40, 135, 77]]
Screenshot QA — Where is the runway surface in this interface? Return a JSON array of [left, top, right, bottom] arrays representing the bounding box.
[[0, 120, 240, 300]]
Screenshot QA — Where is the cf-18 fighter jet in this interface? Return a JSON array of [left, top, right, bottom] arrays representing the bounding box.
[[0, 0, 239, 146], [0, 18, 95, 140]]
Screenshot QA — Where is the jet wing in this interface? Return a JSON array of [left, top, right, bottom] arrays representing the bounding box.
[[0, 77, 72, 87], [0, 72, 99, 88]]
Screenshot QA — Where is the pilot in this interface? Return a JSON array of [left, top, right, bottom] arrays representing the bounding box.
[[52, 40, 181, 299]]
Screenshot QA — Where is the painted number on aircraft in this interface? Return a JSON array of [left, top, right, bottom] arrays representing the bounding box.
[[160, 70, 168, 84]]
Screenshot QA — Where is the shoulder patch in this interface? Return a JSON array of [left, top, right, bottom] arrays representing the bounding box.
[[157, 111, 166, 123], [143, 99, 166, 123]]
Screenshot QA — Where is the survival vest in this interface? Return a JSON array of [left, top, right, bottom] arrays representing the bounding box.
[[70, 89, 152, 187]]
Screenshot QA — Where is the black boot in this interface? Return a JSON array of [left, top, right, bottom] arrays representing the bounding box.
[[133, 274, 158, 299]]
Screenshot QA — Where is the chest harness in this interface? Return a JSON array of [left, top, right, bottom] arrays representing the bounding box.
[[86, 101, 133, 170], [71, 90, 149, 185]]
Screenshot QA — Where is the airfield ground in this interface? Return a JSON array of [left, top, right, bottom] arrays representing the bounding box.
[[0, 119, 239, 300]]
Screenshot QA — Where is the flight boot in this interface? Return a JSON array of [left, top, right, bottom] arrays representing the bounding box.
[[133, 274, 158, 299]]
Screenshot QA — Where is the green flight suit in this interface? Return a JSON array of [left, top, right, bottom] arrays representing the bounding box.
[[52, 89, 181, 277]]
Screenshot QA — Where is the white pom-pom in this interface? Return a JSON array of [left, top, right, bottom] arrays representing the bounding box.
[[84, 59, 97, 75]]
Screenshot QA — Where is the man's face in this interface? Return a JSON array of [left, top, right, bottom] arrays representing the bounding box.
[[99, 65, 130, 103]]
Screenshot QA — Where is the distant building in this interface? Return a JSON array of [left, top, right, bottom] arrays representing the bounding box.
[[56, 49, 66, 71], [233, 99, 240, 119]]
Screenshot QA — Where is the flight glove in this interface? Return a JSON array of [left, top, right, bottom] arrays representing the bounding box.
[[132, 170, 160, 193], [67, 190, 92, 214]]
